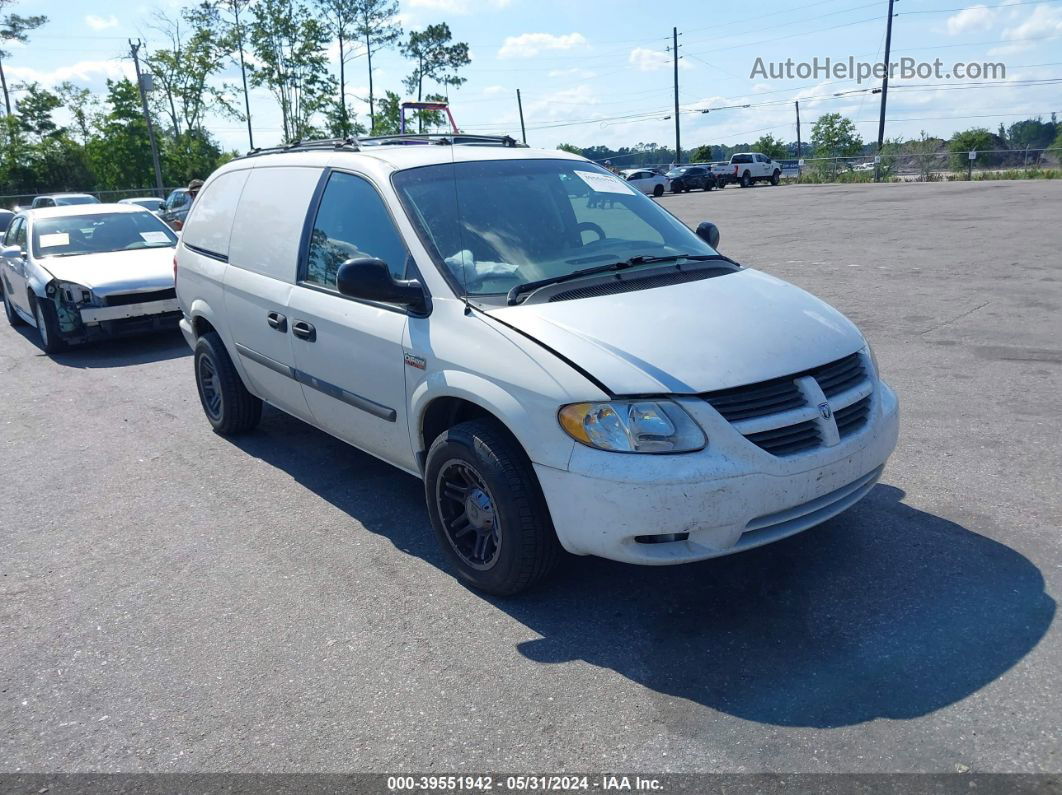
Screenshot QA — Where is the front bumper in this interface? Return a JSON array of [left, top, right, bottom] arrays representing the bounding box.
[[534, 381, 899, 565]]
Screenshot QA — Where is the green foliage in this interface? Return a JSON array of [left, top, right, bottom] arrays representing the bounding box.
[[556, 143, 582, 155], [371, 90, 401, 135], [0, 2, 49, 115], [162, 128, 223, 185], [972, 168, 1060, 181], [688, 144, 714, 163], [248, 0, 335, 142], [350, 0, 403, 131], [1007, 117, 1056, 151], [810, 113, 863, 177], [400, 22, 470, 107], [84, 79, 156, 190], [55, 81, 101, 143], [14, 82, 61, 138], [751, 133, 787, 160], [949, 127, 997, 171]]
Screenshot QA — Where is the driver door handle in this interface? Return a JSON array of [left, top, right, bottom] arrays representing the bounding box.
[[292, 320, 316, 342], [266, 311, 287, 332]]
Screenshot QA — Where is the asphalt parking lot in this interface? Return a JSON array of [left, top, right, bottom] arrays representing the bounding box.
[[2, 180, 1060, 774]]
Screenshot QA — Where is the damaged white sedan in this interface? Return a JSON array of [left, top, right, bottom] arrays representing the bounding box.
[[1, 204, 180, 353]]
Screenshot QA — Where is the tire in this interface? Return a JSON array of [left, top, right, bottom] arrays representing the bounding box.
[[717, 181, 726, 189], [771, 170, 781, 186], [704, 179, 715, 191], [653, 184, 664, 197], [32, 296, 66, 354], [424, 418, 560, 595], [2, 279, 26, 327], [740, 171, 752, 188], [193, 331, 262, 435]]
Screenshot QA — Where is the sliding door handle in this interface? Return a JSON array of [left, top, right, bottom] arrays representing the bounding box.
[[266, 311, 287, 332], [291, 320, 316, 342]]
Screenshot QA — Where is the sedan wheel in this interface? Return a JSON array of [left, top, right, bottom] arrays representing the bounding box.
[[33, 298, 65, 354], [653, 184, 664, 197]]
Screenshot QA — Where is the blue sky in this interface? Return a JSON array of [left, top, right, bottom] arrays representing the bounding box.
[[6, 0, 1062, 154]]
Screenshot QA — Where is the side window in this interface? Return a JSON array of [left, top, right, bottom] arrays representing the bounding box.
[[14, 219, 27, 250], [5, 218, 23, 247], [305, 171, 411, 290]]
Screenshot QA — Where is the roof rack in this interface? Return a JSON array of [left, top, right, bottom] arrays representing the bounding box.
[[238, 133, 526, 160], [359, 133, 525, 148], [238, 137, 360, 159]]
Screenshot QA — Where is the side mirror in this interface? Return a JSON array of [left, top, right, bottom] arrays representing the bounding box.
[[336, 257, 427, 314], [696, 222, 720, 250], [1, 245, 23, 259]]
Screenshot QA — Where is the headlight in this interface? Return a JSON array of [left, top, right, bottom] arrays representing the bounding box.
[[558, 400, 706, 453], [56, 281, 93, 305]]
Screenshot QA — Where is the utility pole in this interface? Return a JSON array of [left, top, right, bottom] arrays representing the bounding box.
[[671, 26, 679, 164], [516, 89, 527, 144], [232, 0, 254, 150], [129, 40, 165, 199], [875, 0, 897, 183], [795, 101, 802, 175]]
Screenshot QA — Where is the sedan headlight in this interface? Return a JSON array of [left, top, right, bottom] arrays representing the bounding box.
[[558, 400, 706, 453], [56, 281, 93, 306]]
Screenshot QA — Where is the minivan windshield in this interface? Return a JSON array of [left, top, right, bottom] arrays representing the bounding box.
[[393, 159, 718, 298], [32, 212, 178, 258]]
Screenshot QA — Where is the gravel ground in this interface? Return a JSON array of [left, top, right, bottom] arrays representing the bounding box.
[[1, 179, 1059, 774]]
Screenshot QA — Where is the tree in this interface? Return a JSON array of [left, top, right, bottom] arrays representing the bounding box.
[[163, 128, 223, 184], [400, 23, 470, 130], [949, 127, 997, 172], [372, 89, 401, 134], [85, 79, 155, 190], [1008, 117, 1055, 152], [55, 82, 101, 143], [751, 133, 787, 160], [351, 0, 402, 132], [219, 0, 255, 149], [810, 112, 863, 177], [556, 143, 581, 155], [249, 0, 335, 142], [316, 0, 359, 137], [688, 144, 714, 163], [0, 2, 47, 116], [14, 82, 61, 138], [146, 2, 238, 138]]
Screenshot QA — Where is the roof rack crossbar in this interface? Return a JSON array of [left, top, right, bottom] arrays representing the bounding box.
[[239, 136, 361, 159], [358, 133, 525, 148]]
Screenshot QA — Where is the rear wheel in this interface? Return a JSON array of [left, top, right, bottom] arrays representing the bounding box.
[[652, 184, 664, 197], [194, 331, 262, 435], [32, 297, 66, 354], [2, 280, 26, 327], [740, 171, 752, 188], [771, 169, 781, 186], [425, 418, 560, 595]]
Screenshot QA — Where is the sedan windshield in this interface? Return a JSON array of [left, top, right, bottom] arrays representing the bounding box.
[[32, 212, 178, 258], [56, 195, 100, 205], [393, 159, 718, 298]]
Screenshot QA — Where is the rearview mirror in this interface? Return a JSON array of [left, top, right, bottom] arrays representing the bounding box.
[[696, 222, 720, 249], [1, 245, 22, 259], [336, 257, 428, 314]]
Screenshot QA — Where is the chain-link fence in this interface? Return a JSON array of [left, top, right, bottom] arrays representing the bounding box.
[[0, 186, 180, 210], [782, 147, 1062, 183]]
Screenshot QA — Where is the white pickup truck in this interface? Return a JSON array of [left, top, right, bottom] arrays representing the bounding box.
[[712, 153, 783, 188]]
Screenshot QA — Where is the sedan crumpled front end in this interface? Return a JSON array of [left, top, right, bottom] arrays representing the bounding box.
[[43, 280, 180, 343]]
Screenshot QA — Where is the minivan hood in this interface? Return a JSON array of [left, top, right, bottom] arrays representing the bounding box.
[[38, 247, 175, 296], [485, 268, 865, 395]]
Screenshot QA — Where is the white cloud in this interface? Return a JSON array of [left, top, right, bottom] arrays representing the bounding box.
[[629, 47, 690, 72], [8, 59, 133, 88], [497, 32, 587, 59], [482, 85, 506, 95], [1001, 4, 1062, 42], [85, 14, 119, 31], [946, 5, 995, 34]]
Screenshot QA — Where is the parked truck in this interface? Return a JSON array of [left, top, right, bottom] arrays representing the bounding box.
[[711, 153, 783, 188]]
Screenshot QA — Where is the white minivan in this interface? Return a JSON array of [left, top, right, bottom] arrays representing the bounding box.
[[175, 135, 899, 595]]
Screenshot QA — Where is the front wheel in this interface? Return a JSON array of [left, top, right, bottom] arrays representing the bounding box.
[[425, 418, 560, 595], [653, 184, 664, 197], [194, 331, 262, 435], [771, 170, 781, 186], [33, 297, 66, 354]]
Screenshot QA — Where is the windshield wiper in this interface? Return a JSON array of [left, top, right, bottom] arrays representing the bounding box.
[[505, 253, 728, 305]]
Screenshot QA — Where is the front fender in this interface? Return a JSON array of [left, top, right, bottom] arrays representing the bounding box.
[[409, 369, 575, 472]]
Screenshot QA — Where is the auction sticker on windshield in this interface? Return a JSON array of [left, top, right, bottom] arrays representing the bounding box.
[[139, 231, 171, 244], [39, 233, 69, 248], [574, 170, 635, 195]]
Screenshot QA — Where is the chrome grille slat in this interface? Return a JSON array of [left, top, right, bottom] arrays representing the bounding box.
[[702, 351, 873, 456]]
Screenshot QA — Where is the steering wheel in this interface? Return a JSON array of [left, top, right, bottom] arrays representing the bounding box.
[[577, 221, 606, 243]]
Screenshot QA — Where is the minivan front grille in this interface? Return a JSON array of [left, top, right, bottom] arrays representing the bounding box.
[[702, 351, 874, 457]]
